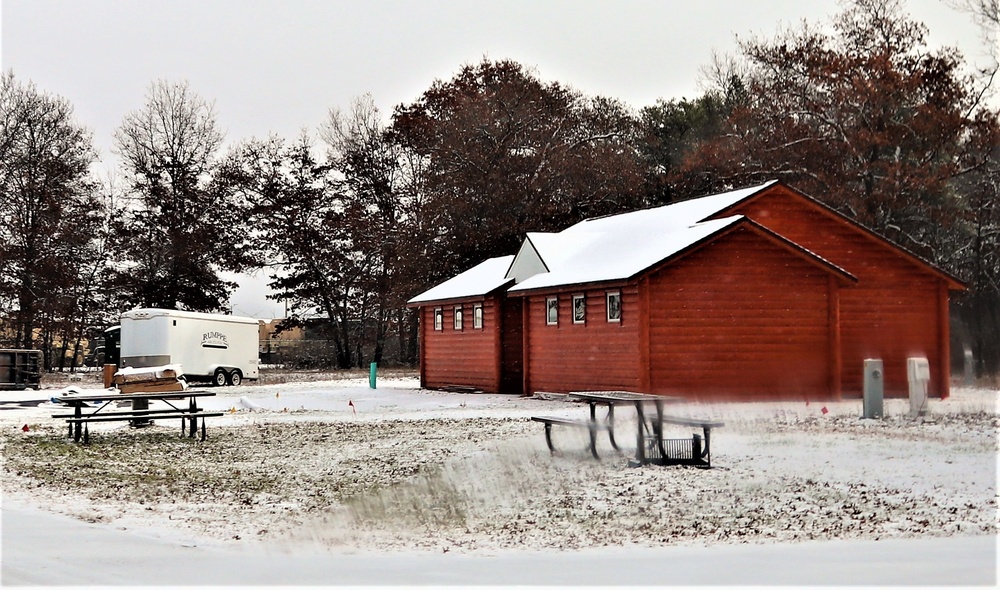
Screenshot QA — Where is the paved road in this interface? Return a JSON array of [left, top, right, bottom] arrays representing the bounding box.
[[2, 499, 996, 586]]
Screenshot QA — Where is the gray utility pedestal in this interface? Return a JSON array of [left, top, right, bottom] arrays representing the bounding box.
[[863, 359, 884, 419], [907, 357, 930, 418]]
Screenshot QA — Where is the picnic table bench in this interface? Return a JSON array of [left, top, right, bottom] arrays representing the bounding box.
[[531, 415, 610, 459], [52, 390, 222, 444], [532, 391, 725, 467]]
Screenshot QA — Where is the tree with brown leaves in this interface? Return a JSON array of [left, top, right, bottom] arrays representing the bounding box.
[[669, 0, 1000, 376], [392, 59, 648, 287]]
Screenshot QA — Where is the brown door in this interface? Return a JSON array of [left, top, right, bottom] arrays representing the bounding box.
[[500, 298, 524, 394]]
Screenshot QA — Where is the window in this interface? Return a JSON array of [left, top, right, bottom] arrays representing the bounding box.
[[473, 303, 483, 329], [606, 291, 621, 323], [433, 308, 443, 331], [454, 306, 464, 330], [546, 296, 559, 325], [572, 294, 586, 324]]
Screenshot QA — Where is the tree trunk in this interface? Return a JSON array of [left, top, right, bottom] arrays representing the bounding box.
[[57, 336, 69, 372], [405, 309, 419, 366]]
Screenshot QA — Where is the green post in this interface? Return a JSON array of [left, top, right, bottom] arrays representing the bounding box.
[[369, 362, 377, 389]]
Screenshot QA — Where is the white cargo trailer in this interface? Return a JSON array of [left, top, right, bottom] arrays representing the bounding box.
[[119, 308, 259, 386]]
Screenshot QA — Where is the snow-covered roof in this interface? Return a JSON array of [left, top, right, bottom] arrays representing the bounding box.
[[508, 181, 778, 292], [409, 181, 800, 302], [121, 308, 259, 325], [510, 216, 746, 291], [407, 256, 516, 304]]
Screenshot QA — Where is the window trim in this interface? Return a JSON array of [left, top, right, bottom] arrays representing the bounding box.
[[606, 291, 622, 323], [454, 306, 464, 331], [473, 303, 483, 329], [572, 293, 586, 324], [546, 296, 559, 326], [433, 307, 443, 331]]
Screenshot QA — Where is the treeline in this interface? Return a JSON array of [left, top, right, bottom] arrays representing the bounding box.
[[1, 0, 998, 376]]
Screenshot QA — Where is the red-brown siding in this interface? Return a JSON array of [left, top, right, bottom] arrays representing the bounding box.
[[523, 286, 640, 394], [647, 225, 833, 400], [414, 183, 956, 402], [725, 186, 947, 396], [420, 298, 501, 392]]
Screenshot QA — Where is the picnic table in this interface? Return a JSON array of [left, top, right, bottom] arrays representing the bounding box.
[[52, 390, 222, 444], [531, 391, 724, 467]]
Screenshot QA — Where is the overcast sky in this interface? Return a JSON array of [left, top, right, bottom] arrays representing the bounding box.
[[2, 0, 995, 319]]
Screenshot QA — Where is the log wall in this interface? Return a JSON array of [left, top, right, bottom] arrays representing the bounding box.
[[420, 298, 501, 392], [727, 186, 946, 396], [522, 285, 640, 394], [646, 225, 834, 399]]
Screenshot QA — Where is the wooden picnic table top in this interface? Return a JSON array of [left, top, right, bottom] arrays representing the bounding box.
[[568, 391, 724, 429], [52, 389, 220, 444], [54, 390, 216, 404], [569, 391, 684, 404]]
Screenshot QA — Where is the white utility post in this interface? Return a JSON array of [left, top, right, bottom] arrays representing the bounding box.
[[907, 357, 930, 418]]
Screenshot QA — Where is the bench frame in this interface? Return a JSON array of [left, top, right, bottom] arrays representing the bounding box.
[[531, 416, 609, 459], [60, 411, 225, 443], [52, 390, 222, 444], [533, 393, 725, 467]]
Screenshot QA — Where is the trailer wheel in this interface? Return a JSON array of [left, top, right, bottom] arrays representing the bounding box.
[[213, 368, 228, 387], [227, 370, 243, 386]]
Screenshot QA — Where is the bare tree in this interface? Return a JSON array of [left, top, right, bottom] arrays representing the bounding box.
[[218, 133, 360, 367], [946, 0, 999, 106], [952, 112, 1000, 376], [112, 80, 254, 311], [948, 0, 999, 30], [0, 71, 102, 365], [322, 95, 409, 365]]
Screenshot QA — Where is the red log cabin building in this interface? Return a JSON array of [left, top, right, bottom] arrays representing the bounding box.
[[407, 181, 965, 401]]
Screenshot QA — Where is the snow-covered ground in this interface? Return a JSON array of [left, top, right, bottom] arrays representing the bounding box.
[[1, 375, 997, 586]]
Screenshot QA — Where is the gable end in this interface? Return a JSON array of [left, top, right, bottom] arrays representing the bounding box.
[[639, 217, 858, 285], [710, 182, 965, 291]]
